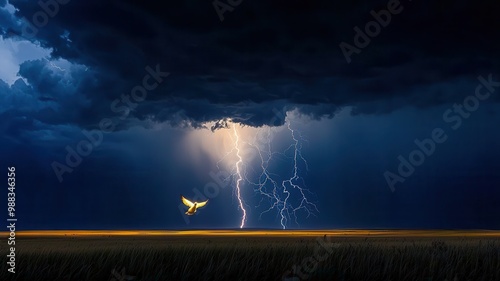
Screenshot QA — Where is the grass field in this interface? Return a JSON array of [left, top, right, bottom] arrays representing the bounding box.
[[0, 230, 499, 281]]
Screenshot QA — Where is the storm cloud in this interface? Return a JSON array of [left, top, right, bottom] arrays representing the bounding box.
[[1, 0, 498, 133]]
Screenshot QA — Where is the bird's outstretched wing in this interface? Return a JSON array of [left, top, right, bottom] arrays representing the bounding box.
[[196, 200, 208, 208], [181, 195, 194, 207]]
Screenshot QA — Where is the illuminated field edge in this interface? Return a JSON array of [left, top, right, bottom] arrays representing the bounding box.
[[1, 230, 500, 237]]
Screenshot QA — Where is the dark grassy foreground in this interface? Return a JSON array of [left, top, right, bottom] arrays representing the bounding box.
[[1, 235, 499, 281]]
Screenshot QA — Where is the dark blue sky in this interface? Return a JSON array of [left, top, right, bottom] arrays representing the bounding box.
[[0, 0, 499, 230]]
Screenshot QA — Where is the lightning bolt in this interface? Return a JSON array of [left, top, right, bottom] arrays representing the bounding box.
[[212, 116, 318, 229], [245, 128, 282, 223], [233, 124, 247, 228], [244, 119, 318, 229], [282, 121, 318, 227]]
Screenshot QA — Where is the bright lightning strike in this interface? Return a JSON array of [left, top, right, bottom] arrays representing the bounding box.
[[207, 114, 318, 229], [233, 125, 247, 228], [282, 121, 318, 227], [242, 118, 318, 229]]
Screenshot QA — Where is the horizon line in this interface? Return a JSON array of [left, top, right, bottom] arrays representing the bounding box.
[[2, 229, 500, 237]]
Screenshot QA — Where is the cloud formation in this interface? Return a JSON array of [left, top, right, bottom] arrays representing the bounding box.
[[1, 0, 499, 133]]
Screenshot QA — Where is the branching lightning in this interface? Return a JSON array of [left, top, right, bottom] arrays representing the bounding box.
[[247, 120, 318, 229], [213, 115, 318, 229], [282, 121, 318, 226]]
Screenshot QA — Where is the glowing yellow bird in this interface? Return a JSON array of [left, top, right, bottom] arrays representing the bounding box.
[[181, 195, 208, 216]]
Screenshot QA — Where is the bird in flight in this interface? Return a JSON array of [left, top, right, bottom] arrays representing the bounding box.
[[181, 195, 208, 216]]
